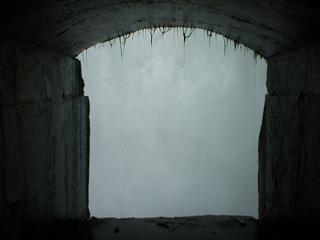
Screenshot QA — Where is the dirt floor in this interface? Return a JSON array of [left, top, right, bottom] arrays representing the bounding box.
[[77, 215, 259, 240]]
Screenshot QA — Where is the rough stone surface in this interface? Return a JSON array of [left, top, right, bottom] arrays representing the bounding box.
[[259, 45, 320, 220], [1, 0, 320, 58], [0, 41, 84, 103], [267, 45, 320, 95], [0, 42, 89, 239], [1, 98, 89, 218]]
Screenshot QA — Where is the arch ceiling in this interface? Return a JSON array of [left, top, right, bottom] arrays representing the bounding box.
[[1, 0, 319, 58]]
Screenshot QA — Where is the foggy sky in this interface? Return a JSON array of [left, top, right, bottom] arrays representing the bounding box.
[[78, 28, 267, 219]]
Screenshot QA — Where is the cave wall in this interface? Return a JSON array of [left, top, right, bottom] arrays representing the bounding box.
[[259, 45, 320, 220], [1, 0, 319, 58], [0, 41, 89, 237]]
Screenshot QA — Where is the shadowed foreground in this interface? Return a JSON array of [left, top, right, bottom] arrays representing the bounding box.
[[77, 215, 258, 240], [10, 214, 320, 239]]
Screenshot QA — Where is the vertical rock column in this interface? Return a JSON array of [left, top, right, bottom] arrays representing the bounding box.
[[259, 45, 320, 220], [0, 42, 90, 236]]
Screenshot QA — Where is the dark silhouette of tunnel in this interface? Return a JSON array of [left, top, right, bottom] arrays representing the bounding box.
[[1, 1, 320, 239]]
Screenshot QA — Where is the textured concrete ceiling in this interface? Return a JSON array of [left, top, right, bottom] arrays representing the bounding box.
[[1, 0, 319, 58]]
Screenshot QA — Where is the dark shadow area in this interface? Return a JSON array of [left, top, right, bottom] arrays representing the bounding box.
[[75, 215, 259, 240], [1, 218, 85, 240], [256, 218, 320, 240], [3, 216, 320, 240], [73, 216, 320, 240]]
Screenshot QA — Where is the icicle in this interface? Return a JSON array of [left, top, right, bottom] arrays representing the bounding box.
[[148, 27, 156, 46], [253, 52, 260, 63], [234, 41, 237, 51], [130, 32, 135, 43], [182, 28, 194, 42], [159, 26, 171, 35], [109, 38, 116, 47], [175, 27, 179, 41], [215, 32, 217, 46], [226, 38, 229, 55], [182, 27, 194, 44], [118, 33, 131, 58], [119, 38, 123, 58], [173, 27, 176, 41], [206, 30, 213, 47]]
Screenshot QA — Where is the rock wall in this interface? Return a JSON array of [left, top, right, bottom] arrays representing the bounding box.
[[0, 41, 90, 238], [259, 45, 320, 220], [1, 1, 319, 58]]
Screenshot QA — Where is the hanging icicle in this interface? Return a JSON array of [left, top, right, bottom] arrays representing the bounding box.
[[182, 27, 195, 44], [109, 38, 116, 47], [159, 26, 171, 35], [147, 27, 156, 46], [206, 30, 213, 46], [119, 33, 132, 57]]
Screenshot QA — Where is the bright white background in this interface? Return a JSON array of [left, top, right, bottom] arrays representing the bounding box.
[[78, 28, 267, 219]]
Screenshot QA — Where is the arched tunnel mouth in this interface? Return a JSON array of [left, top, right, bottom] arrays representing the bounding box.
[[78, 27, 267, 220], [3, 1, 320, 239]]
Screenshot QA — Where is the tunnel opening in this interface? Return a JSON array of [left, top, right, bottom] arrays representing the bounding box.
[[2, 1, 320, 239], [77, 27, 267, 219]]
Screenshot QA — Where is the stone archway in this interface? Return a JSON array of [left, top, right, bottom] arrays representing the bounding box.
[[1, 0, 319, 57], [1, 1, 320, 239]]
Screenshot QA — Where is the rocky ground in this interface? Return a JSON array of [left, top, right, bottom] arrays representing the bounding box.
[[76, 215, 259, 240]]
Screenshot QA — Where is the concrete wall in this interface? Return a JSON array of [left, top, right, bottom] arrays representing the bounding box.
[[0, 41, 89, 238], [1, 1, 319, 58], [259, 45, 320, 220]]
